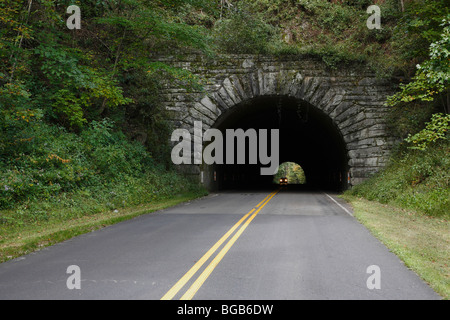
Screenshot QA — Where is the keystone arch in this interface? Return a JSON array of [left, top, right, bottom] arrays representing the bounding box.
[[158, 55, 396, 191]]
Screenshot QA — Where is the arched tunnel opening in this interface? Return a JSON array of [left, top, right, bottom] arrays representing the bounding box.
[[274, 162, 306, 185], [202, 96, 349, 192]]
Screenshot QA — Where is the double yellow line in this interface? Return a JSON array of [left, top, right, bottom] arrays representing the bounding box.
[[161, 189, 279, 300]]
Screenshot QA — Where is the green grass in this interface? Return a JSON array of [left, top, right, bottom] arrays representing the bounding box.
[[348, 141, 449, 217], [0, 191, 207, 263], [341, 194, 449, 300]]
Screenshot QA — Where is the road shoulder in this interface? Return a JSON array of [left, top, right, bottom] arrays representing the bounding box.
[[341, 194, 448, 300]]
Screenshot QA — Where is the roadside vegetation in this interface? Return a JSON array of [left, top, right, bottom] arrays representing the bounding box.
[[0, 192, 204, 263], [341, 195, 449, 299], [345, 7, 449, 218], [0, 0, 216, 261], [341, 1, 449, 298], [347, 140, 449, 217]]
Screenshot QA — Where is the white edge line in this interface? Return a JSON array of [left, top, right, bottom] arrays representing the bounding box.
[[324, 193, 353, 217]]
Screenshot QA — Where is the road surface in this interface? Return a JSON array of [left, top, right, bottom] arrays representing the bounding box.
[[0, 188, 440, 300]]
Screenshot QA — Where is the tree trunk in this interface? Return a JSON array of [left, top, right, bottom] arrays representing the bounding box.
[[9, 0, 33, 82]]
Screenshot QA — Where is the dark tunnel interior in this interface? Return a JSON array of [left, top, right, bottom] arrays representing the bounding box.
[[204, 96, 349, 192]]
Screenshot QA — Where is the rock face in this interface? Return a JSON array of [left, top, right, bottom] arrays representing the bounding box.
[[155, 54, 397, 188]]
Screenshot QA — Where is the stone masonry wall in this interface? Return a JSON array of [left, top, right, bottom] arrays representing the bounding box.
[[154, 54, 397, 187]]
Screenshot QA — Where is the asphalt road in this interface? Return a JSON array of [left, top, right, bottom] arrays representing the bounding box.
[[0, 188, 440, 300]]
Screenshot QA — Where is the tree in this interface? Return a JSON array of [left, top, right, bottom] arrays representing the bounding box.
[[387, 16, 450, 114], [387, 15, 450, 150]]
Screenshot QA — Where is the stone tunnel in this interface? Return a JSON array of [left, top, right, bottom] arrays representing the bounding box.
[[155, 54, 397, 191]]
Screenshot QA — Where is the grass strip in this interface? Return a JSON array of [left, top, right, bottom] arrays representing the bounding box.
[[341, 194, 449, 300], [0, 192, 205, 263]]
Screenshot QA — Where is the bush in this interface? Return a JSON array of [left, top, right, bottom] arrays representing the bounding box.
[[405, 113, 450, 151], [0, 118, 201, 212], [348, 140, 450, 217], [213, 5, 280, 54]]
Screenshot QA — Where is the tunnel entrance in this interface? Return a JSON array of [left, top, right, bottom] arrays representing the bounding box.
[[202, 95, 349, 192], [274, 162, 306, 185]]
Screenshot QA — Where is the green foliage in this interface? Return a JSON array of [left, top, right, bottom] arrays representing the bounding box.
[[94, 0, 214, 58], [298, 0, 354, 32], [0, 118, 202, 213], [234, 0, 449, 77], [386, 0, 449, 78], [386, 15, 449, 157], [300, 42, 367, 69], [0, 0, 216, 217], [387, 100, 437, 139], [226, 0, 402, 72], [348, 141, 450, 217], [0, 0, 34, 82], [213, 4, 280, 54], [0, 79, 43, 163], [400, 0, 449, 49], [32, 43, 132, 129], [387, 17, 450, 108], [147, 61, 204, 91], [405, 113, 450, 151]]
